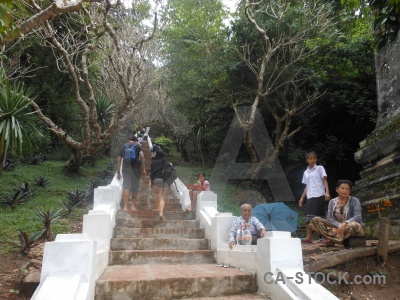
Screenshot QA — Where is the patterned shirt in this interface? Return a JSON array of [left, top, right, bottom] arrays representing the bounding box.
[[228, 216, 265, 243]]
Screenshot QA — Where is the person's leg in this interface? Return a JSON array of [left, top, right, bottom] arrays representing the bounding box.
[[122, 189, 130, 211], [130, 168, 140, 212], [187, 190, 194, 212], [191, 191, 199, 211], [121, 168, 133, 211], [159, 186, 166, 220], [130, 192, 137, 212], [305, 223, 312, 241], [303, 196, 325, 242]]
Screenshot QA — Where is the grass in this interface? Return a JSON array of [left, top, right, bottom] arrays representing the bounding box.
[[0, 156, 115, 254]]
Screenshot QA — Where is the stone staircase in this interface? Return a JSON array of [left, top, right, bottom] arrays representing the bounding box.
[[95, 141, 266, 299]]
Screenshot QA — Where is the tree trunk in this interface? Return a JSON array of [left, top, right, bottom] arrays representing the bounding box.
[[63, 151, 91, 175], [0, 152, 5, 175]]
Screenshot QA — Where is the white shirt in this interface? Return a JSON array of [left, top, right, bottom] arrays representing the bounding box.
[[302, 165, 327, 199]]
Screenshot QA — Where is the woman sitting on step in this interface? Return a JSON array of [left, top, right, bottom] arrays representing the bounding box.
[[149, 149, 167, 220], [310, 180, 365, 247], [186, 172, 210, 212], [228, 204, 266, 249]]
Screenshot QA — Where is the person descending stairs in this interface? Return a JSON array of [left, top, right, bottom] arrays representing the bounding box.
[[95, 140, 267, 299]]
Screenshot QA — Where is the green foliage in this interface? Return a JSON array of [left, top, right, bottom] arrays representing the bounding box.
[[59, 199, 79, 218], [0, 189, 30, 208], [0, 157, 111, 254], [370, 0, 400, 49], [342, 0, 400, 49], [66, 189, 87, 208], [0, 1, 21, 40], [14, 181, 35, 197], [33, 176, 51, 187], [95, 96, 116, 131], [32, 208, 63, 240], [6, 230, 44, 256], [154, 136, 173, 154], [162, 0, 232, 108], [0, 73, 43, 174]]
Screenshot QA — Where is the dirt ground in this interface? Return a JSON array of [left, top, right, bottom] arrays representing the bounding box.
[[0, 219, 83, 299], [322, 252, 400, 300], [1, 238, 400, 299]]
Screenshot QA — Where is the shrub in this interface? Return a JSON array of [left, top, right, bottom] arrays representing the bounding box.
[[32, 208, 63, 240], [34, 176, 51, 187], [66, 189, 87, 208], [154, 136, 173, 154], [0, 190, 30, 209], [7, 230, 45, 256]]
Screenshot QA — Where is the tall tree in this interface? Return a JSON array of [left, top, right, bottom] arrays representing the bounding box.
[[3, 0, 164, 174], [225, 0, 337, 177], [161, 0, 232, 163]]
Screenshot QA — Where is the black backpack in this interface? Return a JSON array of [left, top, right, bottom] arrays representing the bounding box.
[[162, 160, 177, 186]]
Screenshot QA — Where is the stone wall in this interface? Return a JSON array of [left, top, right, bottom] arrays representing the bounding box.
[[354, 32, 400, 197], [353, 33, 400, 236]]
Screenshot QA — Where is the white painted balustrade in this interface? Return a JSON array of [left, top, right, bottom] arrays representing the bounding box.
[[31, 175, 122, 300], [32, 133, 338, 300]]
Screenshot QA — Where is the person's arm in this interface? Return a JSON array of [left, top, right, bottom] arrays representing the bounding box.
[[299, 187, 307, 207], [199, 180, 210, 191], [327, 199, 341, 227], [252, 217, 267, 237], [346, 197, 363, 223], [228, 218, 239, 249], [322, 176, 330, 201], [116, 156, 122, 180]]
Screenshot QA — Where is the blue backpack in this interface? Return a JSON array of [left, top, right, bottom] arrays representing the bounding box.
[[124, 143, 138, 163]]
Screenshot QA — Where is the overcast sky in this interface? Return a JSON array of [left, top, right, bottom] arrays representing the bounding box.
[[222, 0, 237, 13]]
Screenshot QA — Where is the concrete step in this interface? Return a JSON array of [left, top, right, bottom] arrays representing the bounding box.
[[110, 237, 209, 250], [113, 227, 205, 239], [135, 202, 183, 211], [116, 218, 199, 229], [116, 210, 195, 221], [136, 197, 180, 204], [109, 250, 215, 265], [188, 294, 270, 299], [95, 264, 257, 300]]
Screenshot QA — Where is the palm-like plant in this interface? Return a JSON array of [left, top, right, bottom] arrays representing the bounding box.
[[95, 96, 116, 131], [32, 208, 63, 240], [0, 73, 41, 175]]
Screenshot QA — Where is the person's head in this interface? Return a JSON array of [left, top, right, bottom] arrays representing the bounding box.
[[155, 149, 165, 159], [198, 172, 206, 182], [305, 151, 317, 167], [129, 136, 138, 142], [336, 180, 352, 198], [240, 203, 252, 220]]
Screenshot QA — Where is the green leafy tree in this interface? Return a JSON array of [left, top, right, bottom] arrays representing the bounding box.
[[3, 1, 164, 174], [224, 0, 337, 177], [342, 0, 400, 49], [0, 0, 21, 41], [161, 0, 232, 162], [0, 73, 42, 175]]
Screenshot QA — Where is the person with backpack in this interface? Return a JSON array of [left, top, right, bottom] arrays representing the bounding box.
[[116, 136, 146, 213], [150, 143, 161, 160], [149, 149, 168, 220]]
